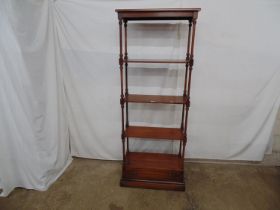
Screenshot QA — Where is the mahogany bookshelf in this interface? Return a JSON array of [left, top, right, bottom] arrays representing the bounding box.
[[115, 8, 200, 191]]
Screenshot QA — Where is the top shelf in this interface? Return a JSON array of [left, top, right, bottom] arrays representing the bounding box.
[[125, 59, 187, 64], [115, 8, 201, 21]]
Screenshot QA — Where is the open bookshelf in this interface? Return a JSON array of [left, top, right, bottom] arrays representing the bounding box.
[[115, 8, 200, 191]]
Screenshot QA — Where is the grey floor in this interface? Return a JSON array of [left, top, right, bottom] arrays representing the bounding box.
[[0, 158, 280, 210]]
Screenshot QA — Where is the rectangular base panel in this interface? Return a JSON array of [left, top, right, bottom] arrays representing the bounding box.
[[121, 152, 185, 191], [120, 178, 185, 191]]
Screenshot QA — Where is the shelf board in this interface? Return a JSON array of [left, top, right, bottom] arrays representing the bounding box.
[[121, 152, 185, 190], [126, 94, 187, 104], [116, 8, 201, 21], [125, 152, 183, 171], [125, 126, 184, 140], [125, 59, 186, 64]]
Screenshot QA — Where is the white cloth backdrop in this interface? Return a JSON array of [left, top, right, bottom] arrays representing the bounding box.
[[0, 1, 72, 197], [1, 0, 280, 197], [55, 0, 280, 160]]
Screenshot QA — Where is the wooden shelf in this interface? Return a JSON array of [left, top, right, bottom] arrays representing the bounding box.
[[116, 8, 200, 191], [116, 8, 201, 21], [125, 126, 184, 140], [126, 94, 188, 104], [125, 152, 183, 170], [125, 59, 186, 64], [121, 152, 184, 191]]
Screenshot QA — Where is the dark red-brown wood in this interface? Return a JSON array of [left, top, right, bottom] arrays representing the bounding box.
[[116, 8, 200, 191], [125, 59, 187, 64], [125, 126, 184, 140], [126, 94, 188, 104], [116, 8, 201, 21], [121, 152, 185, 191]]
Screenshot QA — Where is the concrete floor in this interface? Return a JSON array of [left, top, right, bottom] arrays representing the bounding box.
[[0, 158, 280, 210]]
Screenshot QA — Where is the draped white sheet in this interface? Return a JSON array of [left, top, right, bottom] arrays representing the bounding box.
[[55, 0, 280, 160], [1, 0, 280, 197], [0, 1, 72, 197]]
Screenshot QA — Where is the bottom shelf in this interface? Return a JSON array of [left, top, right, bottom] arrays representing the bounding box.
[[121, 152, 185, 191]]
